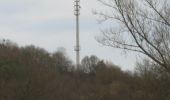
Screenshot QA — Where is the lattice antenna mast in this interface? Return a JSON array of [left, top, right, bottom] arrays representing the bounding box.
[[74, 0, 80, 68]]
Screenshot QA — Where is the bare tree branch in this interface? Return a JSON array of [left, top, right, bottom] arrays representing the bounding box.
[[95, 0, 170, 73]]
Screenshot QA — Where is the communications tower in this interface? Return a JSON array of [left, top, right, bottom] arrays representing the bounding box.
[[74, 0, 81, 68]]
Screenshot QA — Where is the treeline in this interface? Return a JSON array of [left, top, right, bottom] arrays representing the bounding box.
[[0, 40, 170, 100]]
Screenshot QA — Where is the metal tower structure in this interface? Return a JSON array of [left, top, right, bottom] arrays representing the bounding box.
[[74, 0, 80, 68]]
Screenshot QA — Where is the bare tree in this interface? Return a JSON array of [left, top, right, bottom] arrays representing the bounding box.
[[95, 0, 170, 73], [81, 55, 99, 73]]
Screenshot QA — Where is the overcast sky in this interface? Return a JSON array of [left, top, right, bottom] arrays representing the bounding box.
[[0, 0, 137, 70]]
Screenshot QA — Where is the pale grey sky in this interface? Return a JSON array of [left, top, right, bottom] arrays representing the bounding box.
[[0, 0, 137, 70]]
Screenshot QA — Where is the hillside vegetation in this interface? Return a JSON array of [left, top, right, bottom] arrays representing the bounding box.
[[0, 40, 170, 100]]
